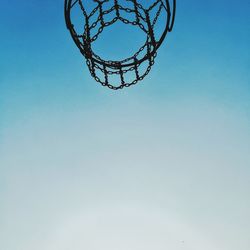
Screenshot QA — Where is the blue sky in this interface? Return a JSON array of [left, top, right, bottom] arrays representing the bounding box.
[[0, 1, 250, 250]]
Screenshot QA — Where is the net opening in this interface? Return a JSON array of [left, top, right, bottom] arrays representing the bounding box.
[[65, 0, 176, 90]]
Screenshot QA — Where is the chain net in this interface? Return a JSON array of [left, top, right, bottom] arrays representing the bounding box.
[[65, 0, 176, 90]]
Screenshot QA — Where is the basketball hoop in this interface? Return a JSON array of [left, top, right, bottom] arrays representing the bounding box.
[[65, 0, 176, 90]]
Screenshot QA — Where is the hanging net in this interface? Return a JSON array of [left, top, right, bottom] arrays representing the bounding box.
[[65, 0, 176, 90]]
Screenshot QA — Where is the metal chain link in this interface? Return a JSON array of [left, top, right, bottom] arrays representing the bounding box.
[[65, 0, 175, 90]]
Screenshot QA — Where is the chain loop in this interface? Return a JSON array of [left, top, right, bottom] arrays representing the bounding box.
[[65, 0, 176, 90]]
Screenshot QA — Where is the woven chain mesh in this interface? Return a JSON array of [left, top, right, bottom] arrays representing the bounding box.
[[65, 0, 176, 90]]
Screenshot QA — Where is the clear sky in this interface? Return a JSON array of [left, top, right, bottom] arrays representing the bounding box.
[[0, 1, 250, 250]]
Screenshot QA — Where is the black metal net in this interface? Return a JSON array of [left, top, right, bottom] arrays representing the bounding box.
[[65, 0, 176, 90]]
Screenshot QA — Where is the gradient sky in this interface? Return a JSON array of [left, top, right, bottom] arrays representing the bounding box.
[[0, 1, 250, 250]]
